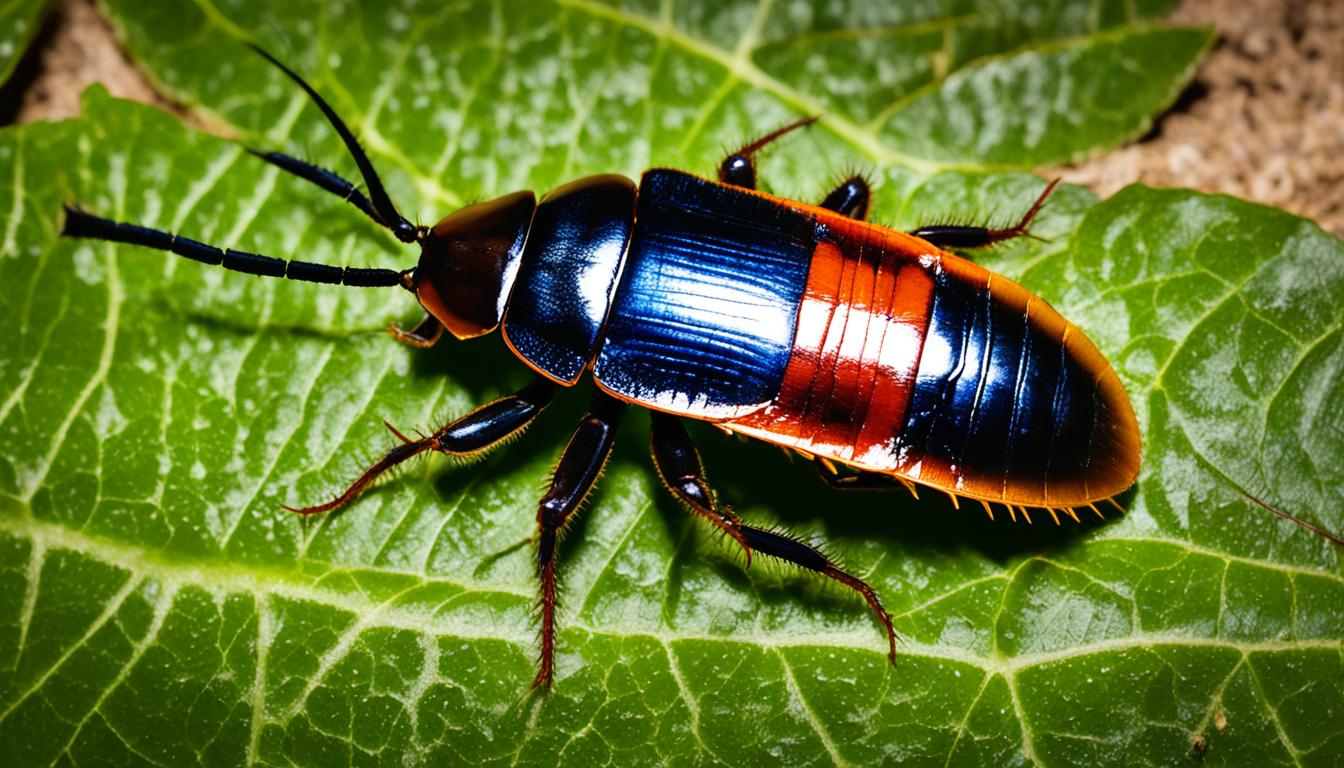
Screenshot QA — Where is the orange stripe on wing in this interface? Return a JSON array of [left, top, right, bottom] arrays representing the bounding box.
[[797, 239, 866, 456], [730, 222, 937, 468], [853, 260, 935, 466]]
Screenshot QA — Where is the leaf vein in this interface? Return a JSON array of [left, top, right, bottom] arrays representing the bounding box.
[[778, 649, 852, 768]]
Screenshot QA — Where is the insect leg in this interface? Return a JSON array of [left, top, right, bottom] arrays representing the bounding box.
[[910, 178, 1060, 249], [284, 377, 555, 515], [534, 392, 626, 690], [649, 413, 751, 563], [717, 116, 818, 189], [818, 175, 871, 220], [388, 312, 444, 349], [736, 525, 898, 663], [432, 377, 555, 455], [647, 432, 895, 663], [815, 459, 910, 491]]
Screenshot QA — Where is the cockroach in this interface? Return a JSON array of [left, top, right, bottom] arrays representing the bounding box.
[[61, 46, 1147, 690]]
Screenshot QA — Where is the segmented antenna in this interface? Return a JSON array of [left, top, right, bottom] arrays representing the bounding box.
[[62, 207, 407, 287], [60, 47, 425, 289], [245, 148, 385, 230], [1242, 489, 1344, 547], [247, 44, 420, 243]]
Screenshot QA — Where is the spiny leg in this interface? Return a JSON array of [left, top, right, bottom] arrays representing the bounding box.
[[718, 116, 818, 189], [736, 525, 898, 663], [650, 425, 897, 664], [534, 392, 626, 690], [649, 413, 751, 563], [388, 312, 444, 349], [284, 377, 555, 515], [818, 174, 871, 220], [910, 178, 1060, 249]]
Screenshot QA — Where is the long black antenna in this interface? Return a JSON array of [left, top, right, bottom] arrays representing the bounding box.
[[62, 207, 407, 288], [61, 47, 424, 289], [245, 148, 386, 229], [248, 44, 420, 244]]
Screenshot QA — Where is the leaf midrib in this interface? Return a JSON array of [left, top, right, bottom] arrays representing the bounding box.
[[4, 512, 1338, 671]]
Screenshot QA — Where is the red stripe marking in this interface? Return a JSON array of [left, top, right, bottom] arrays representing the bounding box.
[[731, 221, 937, 469], [853, 261, 935, 465]]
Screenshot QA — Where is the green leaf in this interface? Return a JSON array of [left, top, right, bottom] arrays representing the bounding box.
[[0, 0, 45, 86], [2, 1, 1340, 767], [877, 26, 1215, 166]]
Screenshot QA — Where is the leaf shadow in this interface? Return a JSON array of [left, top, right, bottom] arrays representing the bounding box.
[[407, 330, 542, 403], [579, 407, 1130, 632], [170, 303, 387, 344], [337, 329, 1133, 630], [685, 420, 1122, 566]]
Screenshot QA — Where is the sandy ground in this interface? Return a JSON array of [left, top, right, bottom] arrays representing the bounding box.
[[3, 0, 1341, 236], [1058, 0, 1343, 236]]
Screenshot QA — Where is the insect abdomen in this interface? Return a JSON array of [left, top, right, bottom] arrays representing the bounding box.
[[728, 207, 1140, 508], [897, 256, 1140, 506], [724, 217, 939, 470], [587, 173, 1138, 507]]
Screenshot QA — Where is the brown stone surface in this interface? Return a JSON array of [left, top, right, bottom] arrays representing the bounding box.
[[5, 0, 1342, 235], [8, 0, 170, 123]]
